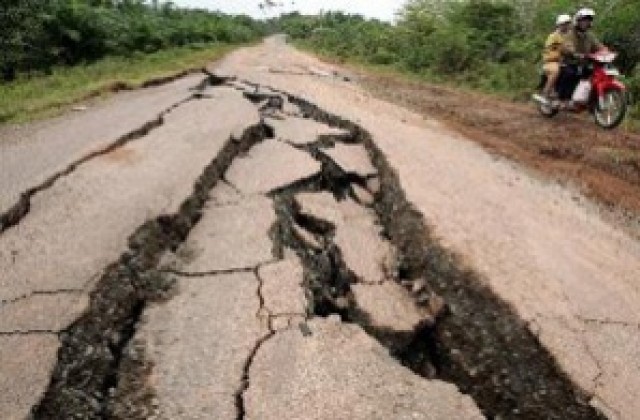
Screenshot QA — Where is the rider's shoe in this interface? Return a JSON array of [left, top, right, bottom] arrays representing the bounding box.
[[533, 93, 551, 106]]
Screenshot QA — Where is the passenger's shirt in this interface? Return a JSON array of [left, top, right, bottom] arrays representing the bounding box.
[[543, 30, 572, 63]]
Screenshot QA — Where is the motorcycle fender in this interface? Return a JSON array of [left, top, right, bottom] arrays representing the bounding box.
[[595, 79, 626, 97]]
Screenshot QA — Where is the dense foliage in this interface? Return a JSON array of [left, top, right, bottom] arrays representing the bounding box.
[[0, 0, 266, 81], [276, 0, 640, 106]]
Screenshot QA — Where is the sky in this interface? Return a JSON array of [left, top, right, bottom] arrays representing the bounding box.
[[170, 0, 403, 22]]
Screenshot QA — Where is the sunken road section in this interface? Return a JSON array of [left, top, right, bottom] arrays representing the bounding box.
[[263, 86, 604, 420]]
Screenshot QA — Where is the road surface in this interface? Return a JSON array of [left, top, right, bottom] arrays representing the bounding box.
[[0, 36, 638, 419]]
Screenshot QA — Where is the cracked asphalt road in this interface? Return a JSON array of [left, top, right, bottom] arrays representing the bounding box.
[[0, 36, 638, 419], [0, 74, 204, 218]]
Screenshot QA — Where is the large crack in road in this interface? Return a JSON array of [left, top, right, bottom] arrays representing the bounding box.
[[0, 70, 237, 235], [31, 112, 272, 418], [100, 80, 479, 419], [10, 73, 609, 419], [0, 72, 227, 234], [264, 89, 604, 419], [1, 113, 160, 233]]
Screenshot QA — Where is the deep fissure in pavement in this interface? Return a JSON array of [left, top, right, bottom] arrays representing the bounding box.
[[30, 120, 272, 419], [272, 194, 357, 319], [111, 82, 281, 420], [260, 88, 605, 420], [265, 137, 361, 319]]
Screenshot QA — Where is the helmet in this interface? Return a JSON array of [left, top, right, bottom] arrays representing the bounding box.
[[575, 8, 595, 21], [556, 14, 572, 26]]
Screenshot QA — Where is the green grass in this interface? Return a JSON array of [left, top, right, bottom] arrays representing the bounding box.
[[0, 43, 243, 124]]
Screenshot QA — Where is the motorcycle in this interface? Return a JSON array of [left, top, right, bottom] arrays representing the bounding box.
[[533, 50, 628, 129]]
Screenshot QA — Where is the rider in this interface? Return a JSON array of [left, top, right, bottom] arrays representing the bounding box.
[[565, 8, 606, 105], [569, 8, 604, 60], [541, 14, 574, 103]]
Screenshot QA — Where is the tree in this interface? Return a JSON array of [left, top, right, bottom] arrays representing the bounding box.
[[0, 0, 48, 81]]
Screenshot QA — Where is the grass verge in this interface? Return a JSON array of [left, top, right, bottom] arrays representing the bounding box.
[[0, 43, 243, 124]]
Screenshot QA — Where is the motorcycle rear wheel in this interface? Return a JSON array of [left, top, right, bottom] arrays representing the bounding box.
[[594, 89, 627, 129]]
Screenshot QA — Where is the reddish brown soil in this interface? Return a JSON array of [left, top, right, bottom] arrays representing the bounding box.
[[358, 72, 640, 218]]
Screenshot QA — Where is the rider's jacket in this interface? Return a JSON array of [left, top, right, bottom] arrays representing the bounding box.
[[565, 28, 604, 65]]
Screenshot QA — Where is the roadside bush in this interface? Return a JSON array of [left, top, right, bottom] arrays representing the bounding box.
[[0, 0, 49, 80], [427, 26, 475, 74], [627, 69, 640, 118], [476, 60, 537, 98], [370, 48, 397, 66], [447, 0, 519, 63], [0, 0, 266, 82]]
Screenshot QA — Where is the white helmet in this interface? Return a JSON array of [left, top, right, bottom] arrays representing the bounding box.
[[556, 14, 572, 26], [575, 8, 596, 21]]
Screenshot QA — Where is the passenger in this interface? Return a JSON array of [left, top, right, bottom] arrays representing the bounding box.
[[541, 14, 574, 103]]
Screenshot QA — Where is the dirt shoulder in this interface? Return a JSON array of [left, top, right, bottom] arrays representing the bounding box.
[[352, 69, 640, 223]]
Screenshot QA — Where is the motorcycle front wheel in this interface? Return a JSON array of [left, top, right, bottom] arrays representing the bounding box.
[[594, 89, 627, 129]]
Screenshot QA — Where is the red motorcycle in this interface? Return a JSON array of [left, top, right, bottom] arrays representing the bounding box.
[[534, 50, 628, 129]]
